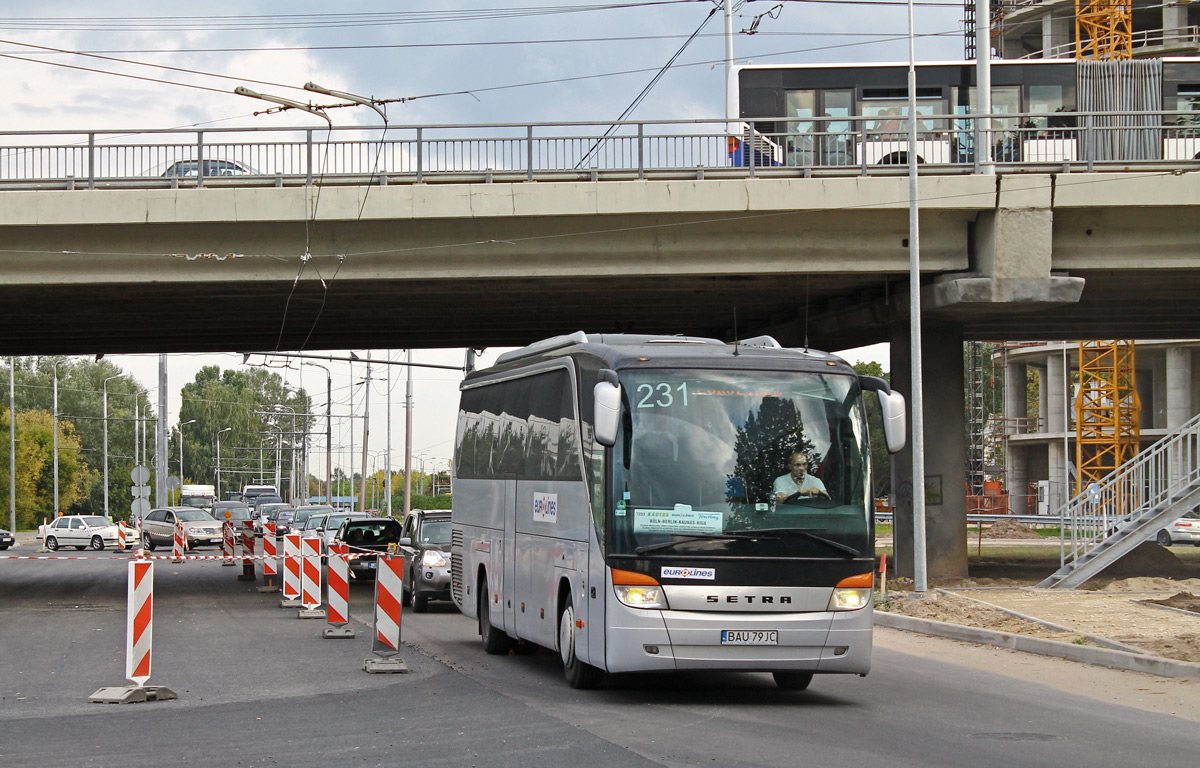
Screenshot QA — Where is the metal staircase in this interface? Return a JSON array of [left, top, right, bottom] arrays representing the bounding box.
[[1039, 411, 1200, 589]]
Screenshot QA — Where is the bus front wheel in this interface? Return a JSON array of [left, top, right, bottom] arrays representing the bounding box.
[[478, 577, 510, 655], [558, 595, 602, 689]]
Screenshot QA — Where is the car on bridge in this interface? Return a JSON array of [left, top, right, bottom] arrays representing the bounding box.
[[161, 159, 260, 177]]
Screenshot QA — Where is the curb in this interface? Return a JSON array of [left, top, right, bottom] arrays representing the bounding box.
[[875, 611, 1200, 679]]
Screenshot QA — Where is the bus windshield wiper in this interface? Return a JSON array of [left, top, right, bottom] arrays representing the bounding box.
[[739, 528, 861, 558], [634, 532, 778, 555]]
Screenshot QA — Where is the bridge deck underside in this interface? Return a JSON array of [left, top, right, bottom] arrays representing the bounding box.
[[3, 268, 1197, 355]]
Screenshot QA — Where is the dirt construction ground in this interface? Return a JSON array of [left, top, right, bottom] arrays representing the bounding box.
[[876, 525, 1200, 664]]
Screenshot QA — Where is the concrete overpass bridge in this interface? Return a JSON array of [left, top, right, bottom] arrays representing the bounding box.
[[3, 172, 1199, 355], [3, 120, 1200, 582]]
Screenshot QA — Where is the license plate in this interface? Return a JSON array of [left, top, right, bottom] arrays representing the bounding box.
[[721, 630, 777, 645]]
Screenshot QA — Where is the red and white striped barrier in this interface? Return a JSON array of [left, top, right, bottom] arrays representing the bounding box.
[[323, 542, 354, 639], [126, 558, 154, 685], [222, 522, 235, 566], [299, 535, 323, 615], [364, 554, 407, 672], [237, 520, 257, 582], [117, 521, 129, 551], [87, 555, 177, 704], [172, 520, 186, 563], [281, 532, 302, 604], [262, 523, 278, 577]]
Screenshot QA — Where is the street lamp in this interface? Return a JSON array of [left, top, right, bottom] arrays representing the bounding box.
[[274, 404, 297, 503], [51, 357, 71, 514], [179, 419, 196, 502], [303, 361, 332, 504], [102, 374, 123, 517], [215, 427, 232, 499]]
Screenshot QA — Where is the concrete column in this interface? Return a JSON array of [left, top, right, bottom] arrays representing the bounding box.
[[1004, 359, 1029, 513], [1037, 365, 1048, 433], [1153, 355, 1168, 430], [1042, 14, 1071, 57], [1166, 347, 1193, 430], [1164, 4, 1189, 45], [889, 320, 968, 582], [1046, 353, 1068, 511]]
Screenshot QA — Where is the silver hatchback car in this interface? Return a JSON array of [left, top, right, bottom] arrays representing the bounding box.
[[140, 507, 223, 550]]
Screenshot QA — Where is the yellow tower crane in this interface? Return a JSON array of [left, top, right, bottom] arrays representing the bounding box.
[[1075, 340, 1140, 508], [1075, 0, 1133, 60]]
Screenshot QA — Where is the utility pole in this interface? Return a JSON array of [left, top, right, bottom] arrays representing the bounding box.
[[359, 353, 370, 513], [386, 351, 393, 517], [724, 0, 736, 124], [404, 349, 413, 516]]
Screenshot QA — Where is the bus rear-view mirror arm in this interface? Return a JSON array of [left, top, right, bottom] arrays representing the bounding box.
[[594, 369, 621, 447], [859, 375, 907, 455]]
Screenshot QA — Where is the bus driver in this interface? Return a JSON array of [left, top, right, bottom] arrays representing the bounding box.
[[773, 451, 829, 502]]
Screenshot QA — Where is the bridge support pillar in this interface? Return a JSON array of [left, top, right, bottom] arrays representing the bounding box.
[[889, 320, 969, 582]]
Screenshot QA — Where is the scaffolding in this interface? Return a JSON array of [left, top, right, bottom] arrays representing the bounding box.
[[1074, 340, 1140, 501], [1075, 0, 1133, 60]]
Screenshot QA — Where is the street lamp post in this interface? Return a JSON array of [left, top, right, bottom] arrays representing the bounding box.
[[178, 419, 196, 503], [51, 358, 70, 514], [303, 362, 332, 504], [102, 374, 123, 517], [216, 427, 232, 499]]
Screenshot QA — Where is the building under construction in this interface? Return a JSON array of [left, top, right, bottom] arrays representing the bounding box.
[[986, 340, 1200, 516], [985, 0, 1200, 60]]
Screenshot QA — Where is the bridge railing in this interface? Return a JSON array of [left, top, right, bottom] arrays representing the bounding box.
[[1, 112, 1196, 188]]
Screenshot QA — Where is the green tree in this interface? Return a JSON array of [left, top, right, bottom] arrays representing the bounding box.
[[176, 367, 312, 498], [17, 357, 152, 518], [0, 408, 97, 529]]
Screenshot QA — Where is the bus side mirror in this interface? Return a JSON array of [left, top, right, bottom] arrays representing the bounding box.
[[877, 390, 907, 454], [594, 372, 621, 447], [859, 375, 906, 454]]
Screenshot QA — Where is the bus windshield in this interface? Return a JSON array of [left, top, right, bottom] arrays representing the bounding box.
[[612, 369, 870, 559]]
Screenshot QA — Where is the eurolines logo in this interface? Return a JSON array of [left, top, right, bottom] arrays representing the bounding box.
[[661, 566, 715, 580]]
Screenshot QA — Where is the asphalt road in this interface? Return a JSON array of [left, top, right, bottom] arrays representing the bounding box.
[[1, 551, 1196, 768]]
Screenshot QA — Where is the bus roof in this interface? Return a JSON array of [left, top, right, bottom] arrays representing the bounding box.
[[466, 332, 855, 385]]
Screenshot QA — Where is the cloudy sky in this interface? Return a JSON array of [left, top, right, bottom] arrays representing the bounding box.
[[6, 1, 946, 484]]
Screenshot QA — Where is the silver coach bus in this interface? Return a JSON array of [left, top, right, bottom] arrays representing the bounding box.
[[451, 332, 905, 689]]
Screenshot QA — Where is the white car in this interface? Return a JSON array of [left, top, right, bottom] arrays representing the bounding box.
[[38, 515, 126, 551], [1155, 509, 1200, 546]]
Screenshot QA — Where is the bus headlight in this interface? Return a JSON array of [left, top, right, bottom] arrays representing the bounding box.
[[611, 568, 669, 610], [828, 588, 871, 611], [828, 572, 874, 611]]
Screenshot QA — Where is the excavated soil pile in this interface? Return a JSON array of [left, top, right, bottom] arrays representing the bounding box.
[[1147, 592, 1200, 615], [980, 519, 1043, 539], [1095, 542, 1195, 580]]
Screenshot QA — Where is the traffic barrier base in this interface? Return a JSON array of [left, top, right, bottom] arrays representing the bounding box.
[[323, 625, 354, 639], [258, 573, 280, 593], [362, 656, 409, 673], [89, 685, 178, 704]]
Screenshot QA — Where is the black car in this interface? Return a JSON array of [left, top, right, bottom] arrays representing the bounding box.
[[0, 527, 14, 550], [336, 518, 403, 580], [398, 510, 452, 612]]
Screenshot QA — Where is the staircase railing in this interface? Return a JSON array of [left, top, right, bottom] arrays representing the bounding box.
[[1055, 411, 1200, 575]]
